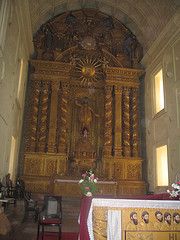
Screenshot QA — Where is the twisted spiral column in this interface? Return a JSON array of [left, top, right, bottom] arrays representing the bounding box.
[[104, 86, 113, 156], [114, 86, 122, 157], [58, 84, 69, 153], [131, 88, 139, 157], [26, 80, 40, 152], [48, 81, 60, 153], [37, 81, 50, 152], [123, 87, 131, 157]]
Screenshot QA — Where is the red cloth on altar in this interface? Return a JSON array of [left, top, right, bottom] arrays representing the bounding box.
[[79, 196, 92, 240]]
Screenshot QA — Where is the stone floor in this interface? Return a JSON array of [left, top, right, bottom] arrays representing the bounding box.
[[0, 197, 80, 240]]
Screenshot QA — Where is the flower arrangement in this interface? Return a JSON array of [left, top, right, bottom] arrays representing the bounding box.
[[78, 169, 98, 196], [167, 181, 180, 198]]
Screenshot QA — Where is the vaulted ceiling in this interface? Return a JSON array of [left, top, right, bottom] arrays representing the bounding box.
[[28, 0, 179, 52]]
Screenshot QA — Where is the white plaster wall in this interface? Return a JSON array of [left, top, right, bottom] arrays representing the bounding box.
[[0, 0, 33, 181], [142, 10, 180, 193]]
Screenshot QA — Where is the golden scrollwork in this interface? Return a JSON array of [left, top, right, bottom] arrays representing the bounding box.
[[24, 157, 42, 176], [126, 163, 141, 180]]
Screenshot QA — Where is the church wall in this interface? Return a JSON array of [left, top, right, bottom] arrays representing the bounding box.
[[142, 10, 180, 193], [0, 0, 33, 181]]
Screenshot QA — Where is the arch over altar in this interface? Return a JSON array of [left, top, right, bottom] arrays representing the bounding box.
[[21, 9, 146, 196]]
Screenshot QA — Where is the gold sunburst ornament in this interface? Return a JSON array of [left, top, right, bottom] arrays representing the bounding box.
[[81, 65, 95, 77], [76, 57, 102, 85]]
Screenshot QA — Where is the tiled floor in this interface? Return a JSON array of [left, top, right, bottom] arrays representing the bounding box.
[[1, 198, 80, 240]]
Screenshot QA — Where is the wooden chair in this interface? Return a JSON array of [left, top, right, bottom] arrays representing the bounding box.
[[14, 177, 25, 199], [22, 191, 39, 222], [37, 195, 62, 240]]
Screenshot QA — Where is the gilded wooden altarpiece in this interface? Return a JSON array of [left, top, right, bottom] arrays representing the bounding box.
[[22, 9, 146, 196]]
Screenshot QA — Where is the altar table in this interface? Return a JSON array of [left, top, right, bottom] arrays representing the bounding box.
[[87, 198, 180, 240], [79, 193, 180, 240], [53, 179, 117, 197]]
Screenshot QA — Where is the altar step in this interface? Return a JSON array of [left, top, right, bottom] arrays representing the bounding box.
[[62, 197, 81, 219]]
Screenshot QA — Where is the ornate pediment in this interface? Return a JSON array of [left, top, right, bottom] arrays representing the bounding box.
[[33, 9, 143, 69]]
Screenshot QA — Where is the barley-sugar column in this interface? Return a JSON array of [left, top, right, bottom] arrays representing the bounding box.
[[114, 86, 123, 157], [131, 88, 139, 157], [55, 83, 69, 175], [103, 85, 113, 155], [103, 85, 113, 179], [57, 84, 69, 153], [123, 87, 131, 157], [48, 81, 60, 153], [25, 80, 40, 152], [37, 81, 50, 152]]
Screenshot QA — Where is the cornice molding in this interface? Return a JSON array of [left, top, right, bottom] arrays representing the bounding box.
[[31, 59, 71, 72], [142, 10, 180, 68], [30, 60, 142, 88], [106, 66, 144, 79]]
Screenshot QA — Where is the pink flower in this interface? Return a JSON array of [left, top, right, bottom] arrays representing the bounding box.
[[85, 186, 90, 190], [82, 173, 86, 178], [90, 174, 95, 180]]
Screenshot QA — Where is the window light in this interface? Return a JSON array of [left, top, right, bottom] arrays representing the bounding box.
[[156, 145, 168, 186], [154, 69, 164, 114]]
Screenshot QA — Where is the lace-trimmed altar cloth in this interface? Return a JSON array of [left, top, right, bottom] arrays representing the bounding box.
[[107, 210, 122, 240]]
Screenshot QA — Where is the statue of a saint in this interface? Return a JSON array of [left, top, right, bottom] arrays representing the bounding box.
[[82, 127, 88, 139], [75, 98, 99, 131]]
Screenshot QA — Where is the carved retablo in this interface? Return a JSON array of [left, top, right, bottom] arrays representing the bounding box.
[[21, 9, 146, 197]]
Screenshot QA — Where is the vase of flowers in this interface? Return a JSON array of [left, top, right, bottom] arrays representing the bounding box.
[[167, 181, 180, 198], [78, 169, 98, 196]]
